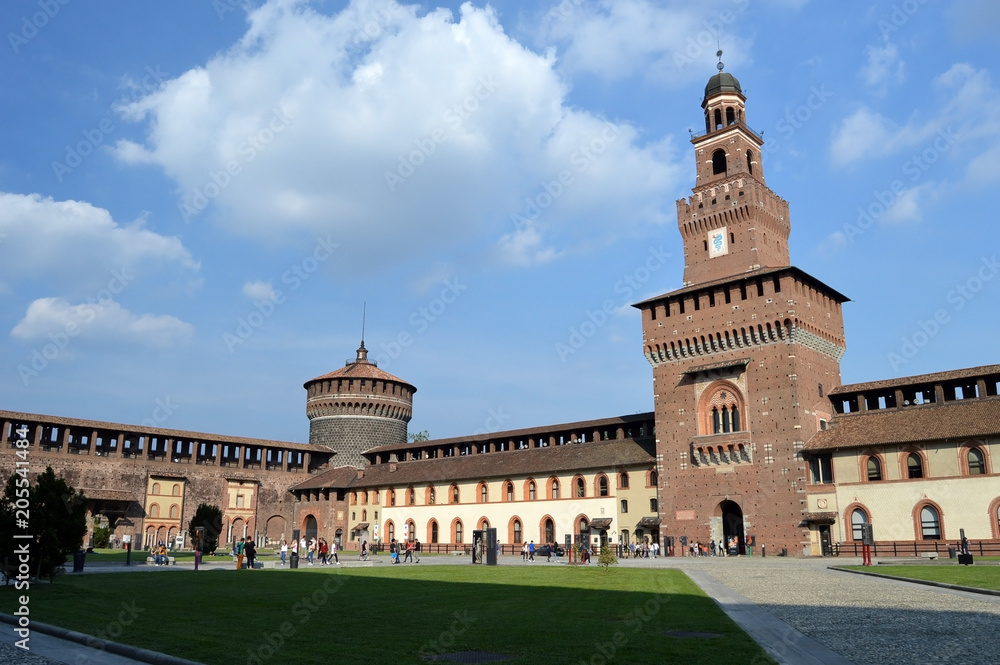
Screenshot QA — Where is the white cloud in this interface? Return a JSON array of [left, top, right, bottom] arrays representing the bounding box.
[[11, 297, 194, 349], [882, 184, 933, 224], [113, 0, 684, 270], [0, 192, 199, 297], [830, 63, 1000, 169], [860, 42, 904, 94], [243, 280, 277, 301], [535, 0, 754, 83]]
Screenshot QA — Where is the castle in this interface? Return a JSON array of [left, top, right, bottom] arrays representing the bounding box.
[[3, 67, 998, 557]]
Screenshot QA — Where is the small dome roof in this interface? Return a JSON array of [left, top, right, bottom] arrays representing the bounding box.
[[704, 72, 742, 99]]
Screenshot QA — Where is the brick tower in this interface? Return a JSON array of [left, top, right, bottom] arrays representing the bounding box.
[[304, 341, 416, 468], [634, 62, 849, 556]]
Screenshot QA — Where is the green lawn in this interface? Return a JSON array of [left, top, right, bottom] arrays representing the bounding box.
[[1, 566, 775, 665], [842, 565, 1000, 591]]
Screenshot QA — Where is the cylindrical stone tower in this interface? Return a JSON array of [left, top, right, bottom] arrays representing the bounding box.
[[304, 342, 416, 468]]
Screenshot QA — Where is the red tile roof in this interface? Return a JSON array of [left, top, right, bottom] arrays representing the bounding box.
[[803, 397, 1000, 452]]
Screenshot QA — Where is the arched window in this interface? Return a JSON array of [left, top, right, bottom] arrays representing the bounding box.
[[428, 486, 436, 504], [731, 406, 740, 431], [713, 108, 722, 130], [505, 482, 513, 502], [746, 149, 754, 176], [389, 489, 396, 506], [968, 448, 986, 475], [388, 522, 395, 542], [579, 517, 589, 534], [866, 457, 882, 481], [373, 491, 379, 504], [920, 505, 940, 540], [454, 520, 463, 544], [576, 477, 585, 498], [619, 472, 629, 489], [480, 518, 489, 531], [649, 471, 658, 487], [431, 521, 439, 544], [528, 481, 536, 501], [362, 491, 368, 505], [150, 503, 160, 518], [407, 520, 416, 542], [513, 519, 522, 544], [479, 483, 488, 503], [851, 508, 868, 541], [551, 479, 560, 499], [408, 487, 415, 505], [712, 408, 721, 433], [352, 492, 358, 504], [362, 509, 367, 521], [711, 149, 727, 175], [152, 483, 160, 495], [169, 505, 178, 519], [451, 485, 460, 504], [597, 475, 608, 497], [621, 499, 628, 513], [907, 453, 924, 479], [544, 518, 554, 543], [702, 384, 745, 435]]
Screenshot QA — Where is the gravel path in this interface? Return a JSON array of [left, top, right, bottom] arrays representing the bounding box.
[[0, 642, 61, 665], [694, 557, 1000, 665]]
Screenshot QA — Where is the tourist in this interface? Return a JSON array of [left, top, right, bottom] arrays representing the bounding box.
[[280, 539, 288, 566], [245, 539, 257, 569], [307, 537, 316, 565], [521, 542, 527, 561], [331, 539, 340, 564], [318, 538, 329, 565], [528, 540, 535, 561], [404, 540, 413, 563], [360, 540, 369, 561], [235, 537, 245, 570], [414, 539, 420, 563]]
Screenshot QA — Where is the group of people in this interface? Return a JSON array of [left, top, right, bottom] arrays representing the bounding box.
[[623, 541, 659, 558], [389, 538, 420, 563], [687, 536, 745, 557], [233, 537, 258, 569], [277, 537, 340, 565]]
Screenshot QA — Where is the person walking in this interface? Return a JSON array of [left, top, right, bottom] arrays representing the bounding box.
[[319, 538, 329, 565], [244, 539, 257, 570], [280, 539, 288, 566], [528, 540, 535, 562], [307, 537, 316, 565], [331, 539, 340, 565], [404, 540, 413, 563], [235, 538, 245, 570], [414, 539, 421, 563], [521, 542, 527, 561], [360, 540, 368, 561]]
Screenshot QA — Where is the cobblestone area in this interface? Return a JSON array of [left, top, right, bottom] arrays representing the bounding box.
[[698, 557, 1000, 665], [1, 642, 60, 665]]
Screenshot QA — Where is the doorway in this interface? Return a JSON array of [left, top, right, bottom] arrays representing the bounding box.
[[720, 500, 745, 555]]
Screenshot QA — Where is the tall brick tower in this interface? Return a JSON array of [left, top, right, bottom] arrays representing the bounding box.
[[304, 341, 415, 468], [634, 61, 849, 556]]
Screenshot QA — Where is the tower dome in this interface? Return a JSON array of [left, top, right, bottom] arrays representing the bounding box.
[[703, 71, 742, 100], [304, 342, 416, 468]]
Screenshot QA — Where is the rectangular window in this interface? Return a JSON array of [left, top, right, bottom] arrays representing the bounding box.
[[809, 455, 834, 484], [650, 498, 658, 512]]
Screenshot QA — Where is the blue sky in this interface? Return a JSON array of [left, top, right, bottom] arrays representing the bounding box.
[[2, 0, 998, 443]]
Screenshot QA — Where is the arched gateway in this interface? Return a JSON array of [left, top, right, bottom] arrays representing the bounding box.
[[715, 500, 745, 555]]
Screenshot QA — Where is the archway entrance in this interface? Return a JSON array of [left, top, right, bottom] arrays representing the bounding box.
[[304, 515, 318, 543], [719, 500, 745, 555]]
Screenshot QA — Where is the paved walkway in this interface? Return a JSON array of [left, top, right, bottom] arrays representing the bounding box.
[[5, 555, 999, 664]]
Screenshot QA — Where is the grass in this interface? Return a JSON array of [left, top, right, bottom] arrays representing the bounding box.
[[0, 566, 775, 665], [842, 565, 1000, 591]]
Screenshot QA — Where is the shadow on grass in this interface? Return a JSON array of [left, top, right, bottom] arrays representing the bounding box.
[[0, 566, 775, 665]]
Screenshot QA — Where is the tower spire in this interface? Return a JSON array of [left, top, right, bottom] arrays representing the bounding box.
[[717, 47, 724, 72], [356, 301, 369, 363]]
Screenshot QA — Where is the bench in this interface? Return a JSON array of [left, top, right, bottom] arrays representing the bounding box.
[[920, 552, 938, 560], [147, 556, 176, 565]]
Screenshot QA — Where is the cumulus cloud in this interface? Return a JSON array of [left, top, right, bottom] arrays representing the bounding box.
[[830, 63, 1000, 169], [243, 280, 278, 301], [0, 192, 199, 297], [860, 42, 904, 94], [113, 0, 684, 271], [11, 297, 194, 348], [534, 0, 753, 83]]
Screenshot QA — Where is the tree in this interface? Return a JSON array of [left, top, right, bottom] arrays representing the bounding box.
[[598, 545, 618, 570], [92, 523, 111, 549], [409, 430, 430, 442], [188, 503, 223, 554], [0, 466, 89, 581]]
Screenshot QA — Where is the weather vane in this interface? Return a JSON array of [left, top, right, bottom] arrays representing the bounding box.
[[717, 47, 724, 72]]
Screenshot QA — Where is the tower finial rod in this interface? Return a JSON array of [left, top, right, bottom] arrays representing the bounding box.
[[717, 46, 724, 72], [361, 300, 367, 345]]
